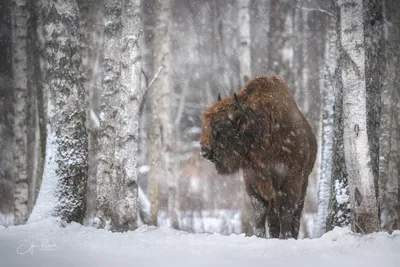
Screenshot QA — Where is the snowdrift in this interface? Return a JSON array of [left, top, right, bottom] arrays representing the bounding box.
[[0, 218, 399, 267]]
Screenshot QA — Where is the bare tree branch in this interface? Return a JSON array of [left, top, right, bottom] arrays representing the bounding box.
[[295, 5, 334, 17], [139, 59, 165, 113]]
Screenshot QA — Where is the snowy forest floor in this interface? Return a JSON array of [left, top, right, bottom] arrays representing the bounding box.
[[0, 218, 399, 267]]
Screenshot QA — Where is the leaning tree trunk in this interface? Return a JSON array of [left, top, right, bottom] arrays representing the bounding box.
[[30, 0, 88, 224], [92, 0, 142, 232], [339, 0, 379, 233]]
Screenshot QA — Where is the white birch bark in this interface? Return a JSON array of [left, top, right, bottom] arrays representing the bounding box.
[[11, 0, 29, 225], [314, 16, 336, 238], [238, 0, 251, 85], [114, 0, 142, 230], [30, 0, 88, 223], [237, 0, 253, 236], [292, 7, 308, 111], [93, 0, 120, 229], [93, 0, 141, 232], [340, 0, 379, 233]]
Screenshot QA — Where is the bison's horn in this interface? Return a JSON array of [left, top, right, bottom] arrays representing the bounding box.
[[217, 93, 221, 101], [234, 93, 244, 112]]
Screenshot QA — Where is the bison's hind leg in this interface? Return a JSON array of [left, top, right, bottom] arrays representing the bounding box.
[[277, 191, 298, 239], [291, 180, 308, 239]]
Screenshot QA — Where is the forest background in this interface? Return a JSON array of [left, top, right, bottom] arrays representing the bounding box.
[[0, 0, 399, 238]]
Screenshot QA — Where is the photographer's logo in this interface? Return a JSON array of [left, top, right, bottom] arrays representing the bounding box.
[[16, 239, 59, 255]]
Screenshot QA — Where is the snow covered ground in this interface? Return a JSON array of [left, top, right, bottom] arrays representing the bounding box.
[[0, 218, 399, 267]]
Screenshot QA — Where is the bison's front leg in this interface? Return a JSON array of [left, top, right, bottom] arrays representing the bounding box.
[[266, 205, 280, 238], [251, 194, 268, 238], [279, 206, 294, 239]]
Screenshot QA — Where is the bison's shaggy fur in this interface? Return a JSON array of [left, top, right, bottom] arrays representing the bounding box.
[[200, 76, 317, 239]]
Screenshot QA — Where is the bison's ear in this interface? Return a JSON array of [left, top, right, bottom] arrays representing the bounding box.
[[233, 93, 244, 112]]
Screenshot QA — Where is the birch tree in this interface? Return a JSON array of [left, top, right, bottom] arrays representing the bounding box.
[[314, 12, 336, 238], [339, 0, 379, 233], [237, 0, 253, 236], [77, 0, 104, 227], [380, 0, 400, 232], [238, 0, 251, 86], [10, 0, 45, 225], [364, 0, 383, 205], [326, 1, 351, 232], [30, 0, 88, 223], [10, 0, 30, 225], [0, 2, 14, 226], [92, 0, 142, 232], [148, 0, 179, 229]]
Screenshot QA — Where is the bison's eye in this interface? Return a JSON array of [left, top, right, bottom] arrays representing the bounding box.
[[227, 110, 243, 125], [212, 128, 219, 138]]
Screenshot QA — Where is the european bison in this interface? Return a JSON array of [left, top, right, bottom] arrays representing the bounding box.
[[200, 76, 317, 239]]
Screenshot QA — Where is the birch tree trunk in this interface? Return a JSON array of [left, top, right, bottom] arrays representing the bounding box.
[[31, 0, 88, 223], [9, 0, 45, 226], [114, 0, 142, 231], [340, 0, 379, 233], [149, 0, 178, 229], [293, 6, 309, 114], [314, 14, 336, 238], [364, 0, 383, 205], [380, 0, 400, 232], [237, 0, 253, 236], [77, 0, 104, 227], [26, 0, 46, 219], [238, 0, 251, 86], [0, 1, 14, 226], [10, 0, 29, 225], [326, 2, 350, 231], [93, 0, 142, 232], [250, 0, 270, 77]]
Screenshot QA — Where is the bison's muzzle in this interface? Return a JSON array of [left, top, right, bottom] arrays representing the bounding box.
[[200, 146, 216, 162]]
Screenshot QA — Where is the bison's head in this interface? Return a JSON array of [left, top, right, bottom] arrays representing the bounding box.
[[200, 92, 258, 175]]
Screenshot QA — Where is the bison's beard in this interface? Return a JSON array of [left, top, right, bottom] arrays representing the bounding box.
[[213, 150, 243, 175]]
